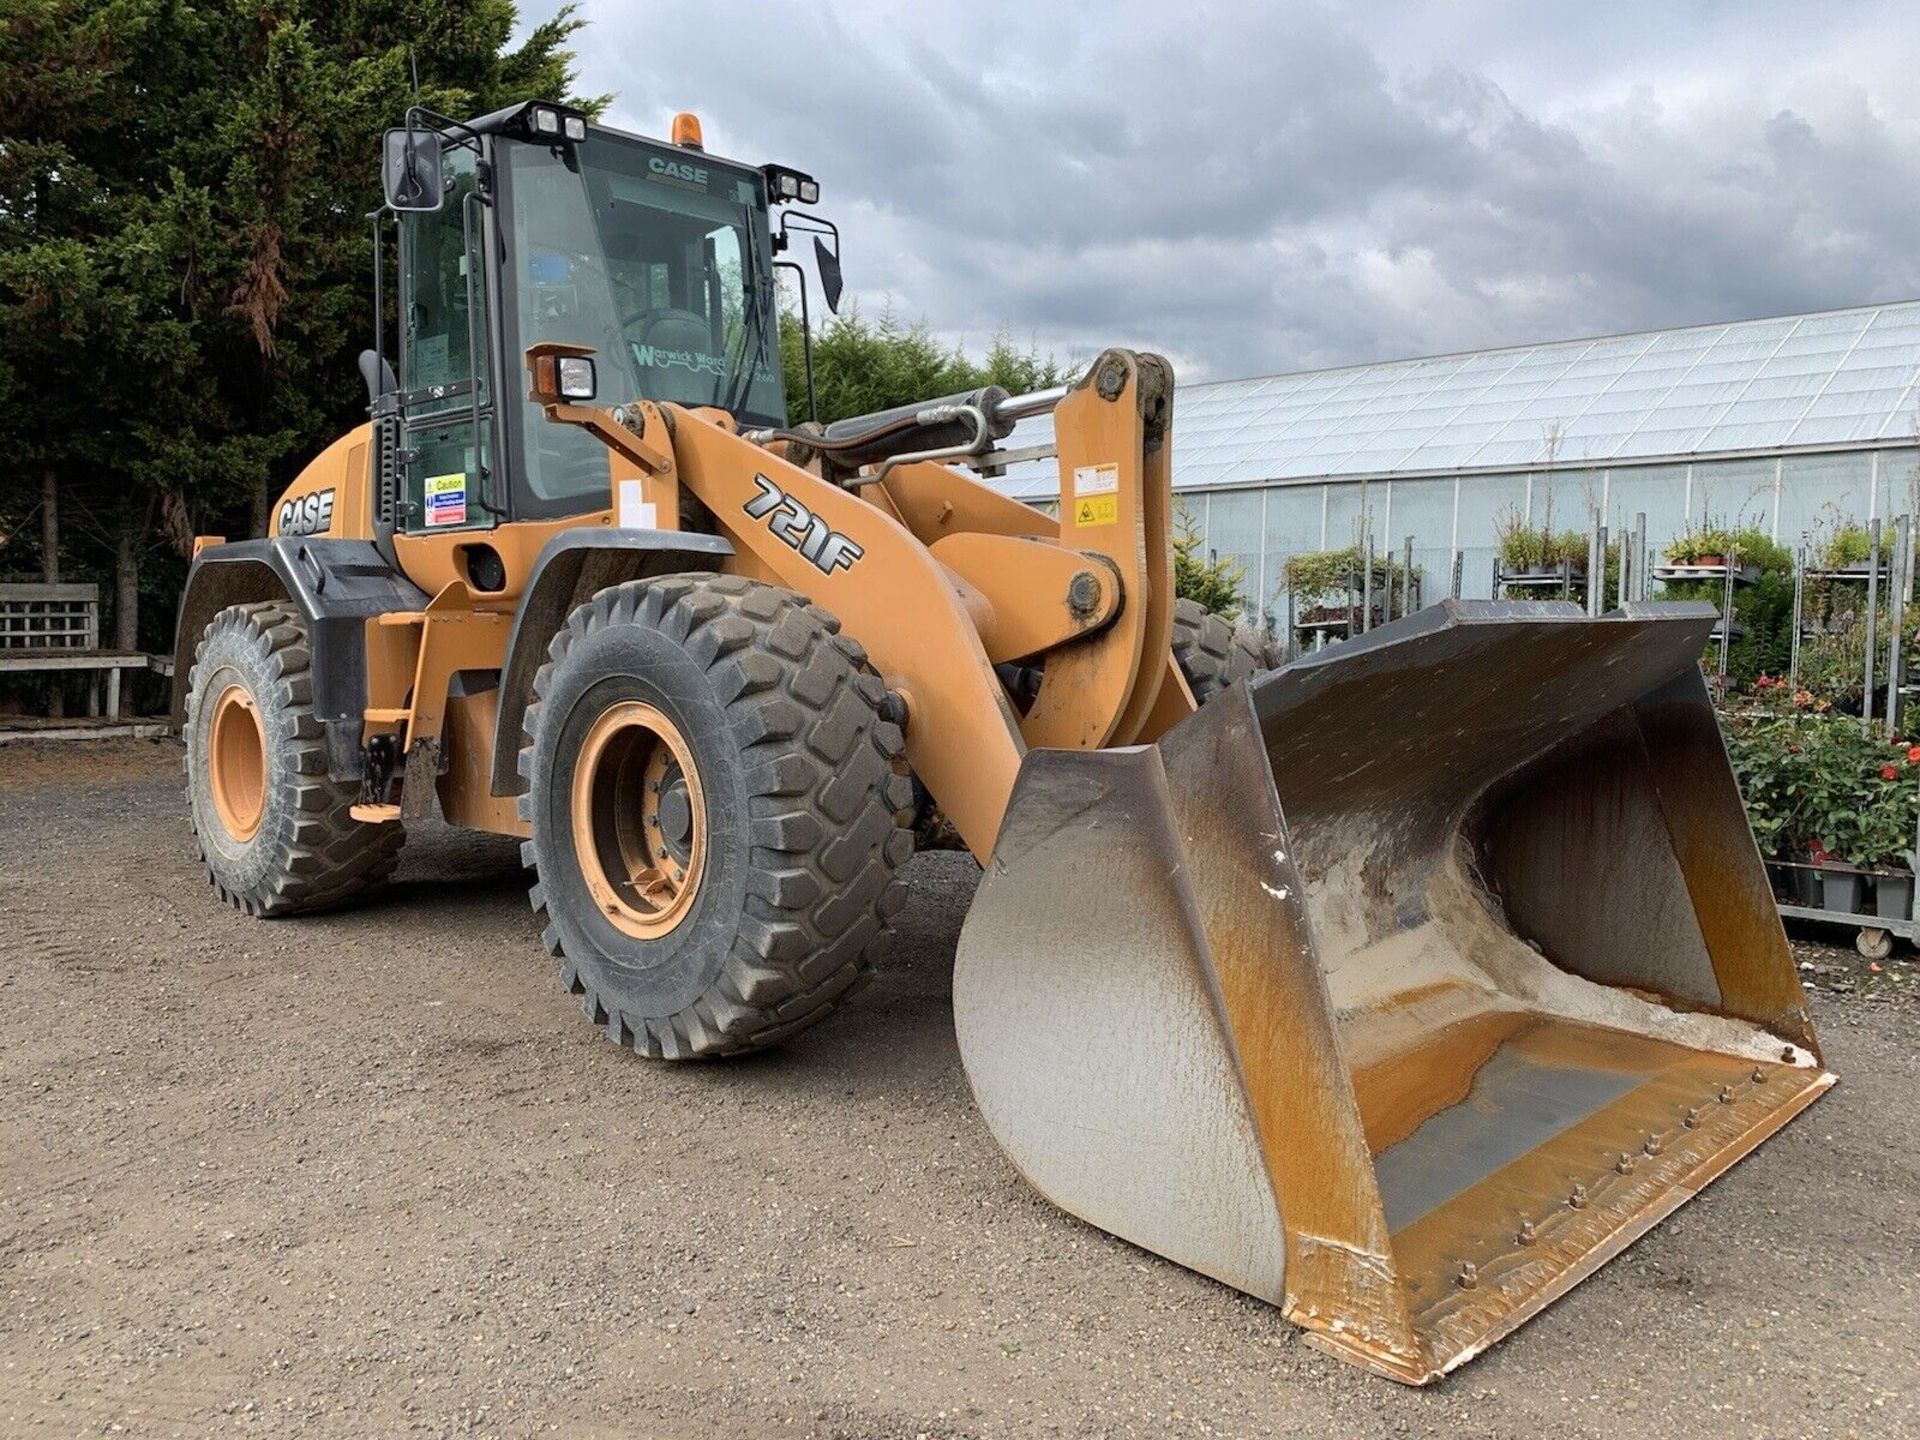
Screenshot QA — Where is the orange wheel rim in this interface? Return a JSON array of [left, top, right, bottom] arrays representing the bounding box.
[[570, 700, 706, 941], [209, 683, 267, 842]]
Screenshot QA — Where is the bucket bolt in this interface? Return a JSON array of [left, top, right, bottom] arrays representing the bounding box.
[[1781, 1045, 1797, 1063], [1455, 1261, 1479, 1290], [1568, 1183, 1588, 1210], [1751, 1066, 1767, 1084], [1683, 1106, 1702, 1129], [1615, 1152, 1637, 1175], [1517, 1219, 1538, 1247], [1718, 1085, 1737, 1104], [1644, 1135, 1664, 1157]]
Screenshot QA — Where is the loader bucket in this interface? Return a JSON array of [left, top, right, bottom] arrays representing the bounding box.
[[954, 600, 1832, 1384]]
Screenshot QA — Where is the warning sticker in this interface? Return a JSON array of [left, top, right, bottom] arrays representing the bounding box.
[[1074, 495, 1119, 527], [424, 472, 467, 527], [1073, 463, 1119, 496]]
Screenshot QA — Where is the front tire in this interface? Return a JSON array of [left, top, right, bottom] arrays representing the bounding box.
[[520, 575, 914, 1059], [1170, 597, 1267, 703], [184, 601, 405, 915]]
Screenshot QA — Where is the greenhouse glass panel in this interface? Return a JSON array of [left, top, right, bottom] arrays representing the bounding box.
[[1203, 488, 1263, 557], [1534, 468, 1607, 536], [1382, 477, 1455, 561], [1777, 453, 1872, 549], [1688, 458, 1776, 533], [1880, 449, 1920, 520], [1455, 471, 1530, 597], [1323, 480, 1390, 555], [1259, 483, 1326, 617], [1605, 464, 1690, 558], [1789, 415, 1889, 446], [1214, 490, 1268, 610]]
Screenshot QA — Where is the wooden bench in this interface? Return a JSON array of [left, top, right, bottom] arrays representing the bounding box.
[[0, 582, 170, 723]]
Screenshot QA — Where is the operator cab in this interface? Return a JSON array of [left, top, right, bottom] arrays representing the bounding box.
[[375, 101, 821, 534]]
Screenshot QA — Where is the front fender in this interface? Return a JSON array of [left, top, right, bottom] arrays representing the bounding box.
[[489, 528, 734, 796]]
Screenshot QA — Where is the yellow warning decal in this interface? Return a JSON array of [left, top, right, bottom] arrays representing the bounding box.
[[1074, 495, 1119, 527]]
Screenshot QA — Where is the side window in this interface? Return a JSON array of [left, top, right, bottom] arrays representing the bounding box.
[[398, 145, 494, 532]]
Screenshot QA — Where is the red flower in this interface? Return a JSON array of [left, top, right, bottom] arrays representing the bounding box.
[[1882, 764, 1900, 780], [1906, 745, 1920, 763], [1788, 743, 1804, 754]]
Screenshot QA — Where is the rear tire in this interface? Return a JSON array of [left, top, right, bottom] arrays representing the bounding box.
[[184, 601, 405, 916], [1170, 597, 1266, 703], [519, 574, 914, 1059]]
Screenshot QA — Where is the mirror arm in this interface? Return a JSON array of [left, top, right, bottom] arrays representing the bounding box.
[[370, 210, 385, 401]]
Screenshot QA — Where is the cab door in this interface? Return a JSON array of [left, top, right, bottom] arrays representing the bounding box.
[[397, 142, 500, 534]]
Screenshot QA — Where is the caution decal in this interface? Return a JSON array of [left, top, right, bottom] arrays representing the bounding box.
[[1073, 495, 1119, 527]]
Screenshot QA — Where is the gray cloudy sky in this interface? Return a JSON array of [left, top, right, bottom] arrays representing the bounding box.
[[523, 0, 1920, 382]]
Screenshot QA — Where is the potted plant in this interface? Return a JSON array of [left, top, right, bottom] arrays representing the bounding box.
[[1670, 528, 1736, 570], [1820, 524, 1872, 572], [1784, 719, 1920, 914], [1495, 510, 1591, 593]]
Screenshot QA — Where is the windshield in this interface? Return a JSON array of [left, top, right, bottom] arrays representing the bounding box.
[[501, 130, 784, 509]]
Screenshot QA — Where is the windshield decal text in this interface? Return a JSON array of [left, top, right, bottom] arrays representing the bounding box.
[[743, 475, 863, 575], [648, 156, 709, 186]]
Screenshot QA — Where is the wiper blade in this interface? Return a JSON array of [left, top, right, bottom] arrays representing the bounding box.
[[721, 207, 770, 416]]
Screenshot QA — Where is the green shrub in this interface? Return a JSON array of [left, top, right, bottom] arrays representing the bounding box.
[[1721, 704, 1920, 869]]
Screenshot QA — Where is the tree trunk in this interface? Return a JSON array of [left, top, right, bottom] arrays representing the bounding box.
[[251, 476, 272, 538], [114, 525, 139, 651], [42, 470, 63, 717], [40, 470, 59, 582]]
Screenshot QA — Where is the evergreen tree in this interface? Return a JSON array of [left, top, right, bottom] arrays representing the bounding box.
[[1172, 504, 1245, 618], [779, 301, 1068, 426], [0, 0, 593, 655]]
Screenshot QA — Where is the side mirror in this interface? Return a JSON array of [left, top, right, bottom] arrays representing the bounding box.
[[382, 127, 445, 212], [525, 343, 598, 406], [813, 235, 844, 315]]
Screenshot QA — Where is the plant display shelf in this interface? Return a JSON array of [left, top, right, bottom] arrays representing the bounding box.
[[1498, 570, 1586, 589], [1769, 859, 1916, 960], [1293, 610, 1391, 634], [1802, 561, 1892, 583], [1649, 562, 1761, 586]]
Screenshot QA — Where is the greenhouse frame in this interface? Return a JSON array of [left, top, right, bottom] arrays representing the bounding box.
[[988, 299, 1920, 627]]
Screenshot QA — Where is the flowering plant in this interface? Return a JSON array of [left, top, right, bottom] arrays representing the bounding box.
[[1721, 709, 1920, 870]]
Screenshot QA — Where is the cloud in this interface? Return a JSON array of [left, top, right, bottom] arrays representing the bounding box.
[[541, 0, 1920, 382]]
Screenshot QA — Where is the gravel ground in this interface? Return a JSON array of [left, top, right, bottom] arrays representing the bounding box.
[[1, 738, 1915, 1439]]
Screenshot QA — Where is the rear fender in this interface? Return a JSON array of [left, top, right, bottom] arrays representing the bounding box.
[[171, 539, 429, 778]]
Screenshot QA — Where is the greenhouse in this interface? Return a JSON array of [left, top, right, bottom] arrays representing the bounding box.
[[987, 299, 1920, 630]]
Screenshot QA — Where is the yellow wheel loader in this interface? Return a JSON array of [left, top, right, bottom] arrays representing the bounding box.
[[173, 100, 1833, 1383]]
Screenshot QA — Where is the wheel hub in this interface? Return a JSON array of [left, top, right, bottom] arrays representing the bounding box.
[[209, 682, 267, 842], [571, 700, 706, 941]]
